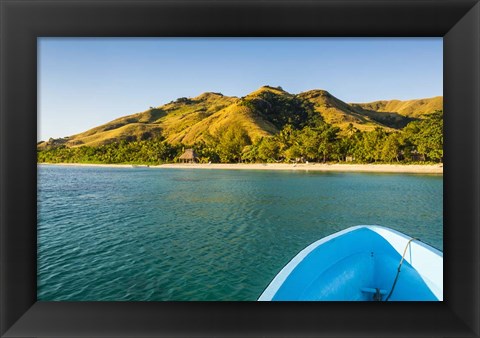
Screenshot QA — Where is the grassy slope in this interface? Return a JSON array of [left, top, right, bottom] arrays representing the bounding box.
[[351, 96, 443, 118], [38, 87, 443, 149], [44, 93, 238, 147], [172, 102, 279, 144], [298, 90, 401, 132]]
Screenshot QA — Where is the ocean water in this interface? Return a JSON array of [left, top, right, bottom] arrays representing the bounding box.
[[37, 165, 443, 301]]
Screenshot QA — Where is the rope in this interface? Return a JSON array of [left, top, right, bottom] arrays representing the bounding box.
[[384, 237, 418, 301]]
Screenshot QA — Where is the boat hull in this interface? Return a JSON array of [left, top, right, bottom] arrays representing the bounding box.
[[258, 226, 443, 301]]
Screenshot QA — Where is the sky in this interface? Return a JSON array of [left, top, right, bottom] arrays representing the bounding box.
[[38, 38, 442, 141]]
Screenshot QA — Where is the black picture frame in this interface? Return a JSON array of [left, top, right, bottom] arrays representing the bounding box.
[[1, 0, 479, 337]]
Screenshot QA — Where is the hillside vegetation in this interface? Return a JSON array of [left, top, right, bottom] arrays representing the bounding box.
[[351, 96, 443, 118], [38, 86, 443, 164]]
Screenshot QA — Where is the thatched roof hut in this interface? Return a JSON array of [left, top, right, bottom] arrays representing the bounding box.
[[179, 149, 198, 163]]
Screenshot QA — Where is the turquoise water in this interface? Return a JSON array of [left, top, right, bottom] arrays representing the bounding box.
[[37, 165, 443, 301]]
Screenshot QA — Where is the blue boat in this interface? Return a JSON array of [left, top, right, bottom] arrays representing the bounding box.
[[258, 226, 443, 301]]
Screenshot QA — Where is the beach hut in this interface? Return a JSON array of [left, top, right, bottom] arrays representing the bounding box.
[[179, 149, 198, 163]]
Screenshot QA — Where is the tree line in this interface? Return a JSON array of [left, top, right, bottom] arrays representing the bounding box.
[[37, 110, 443, 165]]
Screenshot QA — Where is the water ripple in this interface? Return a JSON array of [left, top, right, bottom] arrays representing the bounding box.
[[37, 166, 443, 301]]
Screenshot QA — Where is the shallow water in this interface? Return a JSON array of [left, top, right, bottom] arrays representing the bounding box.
[[37, 165, 443, 301]]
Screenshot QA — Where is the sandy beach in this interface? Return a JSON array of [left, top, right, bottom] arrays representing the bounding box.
[[40, 162, 443, 174]]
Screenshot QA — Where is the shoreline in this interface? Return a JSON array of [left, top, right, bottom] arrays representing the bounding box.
[[39, 162, 443, 174]]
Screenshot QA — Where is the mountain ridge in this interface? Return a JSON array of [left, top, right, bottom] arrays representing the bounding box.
[[38, 86, 443, 149]]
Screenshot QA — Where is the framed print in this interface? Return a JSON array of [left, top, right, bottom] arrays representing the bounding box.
[[1, 0, 479, 337]]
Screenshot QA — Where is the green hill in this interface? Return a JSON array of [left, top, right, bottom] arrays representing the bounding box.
[[351, 96, 443, 118], [38, 86, 442, 149]]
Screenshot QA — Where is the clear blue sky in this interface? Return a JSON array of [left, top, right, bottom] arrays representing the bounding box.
[[38, 38, 442, 141]]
